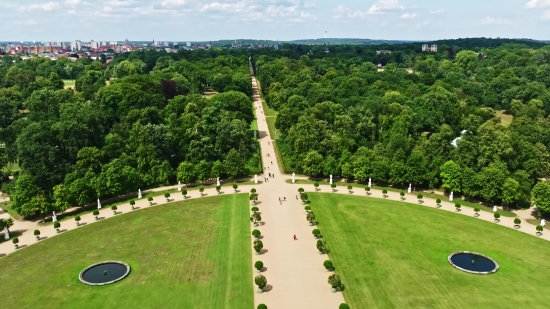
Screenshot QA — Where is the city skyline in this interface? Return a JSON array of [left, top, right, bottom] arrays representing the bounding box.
[[1, 0, 549, 41]]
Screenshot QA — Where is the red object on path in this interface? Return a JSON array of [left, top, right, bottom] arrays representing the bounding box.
[[294, 234, 297, 240]]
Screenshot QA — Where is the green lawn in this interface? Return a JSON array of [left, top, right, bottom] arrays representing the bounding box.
[[62, 79, 75, 89], [266, 116, 277, 140], [310, 193, 550, 308], [0, 195, 253, 309], [289, 179, 515, 217]]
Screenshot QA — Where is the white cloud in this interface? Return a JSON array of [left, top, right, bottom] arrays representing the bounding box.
[[162, 0, 186, 4], [430, 9, 444, 14], [104, 6, 113, 12], [67, 9, 77, 14], [542, 10, 550, 19], [367, 0, 404, 14], [400, 13, 416, 19], [65, 0, 81, 4], [333, 5, 367, 18], [200, 1, 249, 13], [14, 19, 38, 25], [20, 2, 60, 11], [481, 17, 511, 25], [525, 0, 550, 8]]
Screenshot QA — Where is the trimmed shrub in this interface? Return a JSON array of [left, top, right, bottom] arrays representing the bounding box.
[[253, 239, 263, 252], [129, 200, 135, 206], [254, 275, 267, 289], [251, 206, 259, 213], [323, 260, 333, 270], [339, 304, 350, 309], [54, 222, 61, 229], [252, 229, 261, 238], [312, 229, 321, 237], [304, 206, 311, 212], [514, 218, 521, 225], [257, 304, 268, 309], [34, 229, 40, 236], [111, 205, 117, 211], [182, 189, 188, 196], [254, 261, 264, 270], [93, 210, 99, 216]]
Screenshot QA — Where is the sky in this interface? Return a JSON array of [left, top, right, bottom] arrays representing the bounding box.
[[1, 0, 549, 42]]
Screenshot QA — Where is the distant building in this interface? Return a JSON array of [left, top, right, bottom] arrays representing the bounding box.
[[186, 41, 191, 47], [90, 40, 100, 50], [324, 44, 329, 53], [376, 50, 392, 55], [422, 44, 437, 52], [70, 40, 82, 51]]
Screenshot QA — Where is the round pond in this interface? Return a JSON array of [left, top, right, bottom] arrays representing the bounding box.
[[79, 261, 131, 285], [448, 251, 499, 274]]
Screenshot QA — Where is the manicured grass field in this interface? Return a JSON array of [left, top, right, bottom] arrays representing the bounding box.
[[290, 180, 516, 217], [310, 193, 550, 309], [0, 195, 253, 309]]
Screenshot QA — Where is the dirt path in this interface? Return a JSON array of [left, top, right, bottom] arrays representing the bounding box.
[[249, 68, 346, 308]]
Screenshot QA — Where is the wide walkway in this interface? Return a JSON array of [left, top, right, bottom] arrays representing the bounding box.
[[250, 68, 345, 308]]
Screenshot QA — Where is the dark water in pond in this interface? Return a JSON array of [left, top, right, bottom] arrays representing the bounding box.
[[81, 263, 128, 284], [450, 253, 496, 272]]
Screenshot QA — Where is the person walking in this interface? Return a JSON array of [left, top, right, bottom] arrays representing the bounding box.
[[294, 234, 297, 240]]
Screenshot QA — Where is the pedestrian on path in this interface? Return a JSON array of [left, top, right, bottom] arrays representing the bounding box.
[[294, 234, 297, 240]]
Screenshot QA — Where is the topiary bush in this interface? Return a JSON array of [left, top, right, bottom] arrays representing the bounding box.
[[34, 229, 40, 241], [436, 198, 441, 207], [254, 274, 267, 291], [347, 185, 352, 193], [514, 218, 521, 226], [257, 304, 268, 309], [400, 191, 405, 200], [252, 229, 261, 238], [314, 182, 319, 191], [232, 184, 238, 192], [323, 260, 333, 270], [182, 189, 188, 198], [455, 203, 461, 211], [254, 260, 264, 271], [253, 239, 263, 254], [312, 229, 321, 238], [339, 304, 350, 309], [251, 206, 259, 213], [417, 194, 423, 203], [305, 205, 311, 212], [382, 189, 388, 197]]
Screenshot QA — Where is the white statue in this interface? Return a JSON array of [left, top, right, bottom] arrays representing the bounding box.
[[138, 189, 142, 199], [52, 211, 57, 222], [4, 227, 9, 240], [493, 206, 497, 212], [368, 178, 371, 188], [292, 172, 295, 183], [449, 191, 454, 202], [330, 174, 333, 185], [97, 199, 102, 209], [254, 174, 258, 184], [541, 219, 546, 227], [216, 177, 220, 187], [177, 181, 181, 192], [407, 183, 412, 194]]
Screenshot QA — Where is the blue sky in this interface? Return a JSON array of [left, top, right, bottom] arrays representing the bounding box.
[[1, 0, 549, 41]]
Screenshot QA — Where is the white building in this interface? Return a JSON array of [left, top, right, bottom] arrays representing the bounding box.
[[90, 40, 100, 50], [70, 40, 82, 51], [422, 44, 437, 52], [186, 41, 191, 47]]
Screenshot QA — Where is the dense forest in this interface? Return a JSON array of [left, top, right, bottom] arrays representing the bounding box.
[[0, 50, 259, 218], [255, 42, 550, 216]]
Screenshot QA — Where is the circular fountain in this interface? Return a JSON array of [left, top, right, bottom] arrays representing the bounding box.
[[448, 251, 499, 275], [79, 261, 131, 285]]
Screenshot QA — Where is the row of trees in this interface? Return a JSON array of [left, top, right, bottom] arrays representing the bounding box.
[[255, 42, 550, 215], [0, 50, 258, 218]]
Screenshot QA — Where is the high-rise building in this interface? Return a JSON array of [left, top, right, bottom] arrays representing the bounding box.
[[90, 40, 100, 50], [186, 41, 191, 47]]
